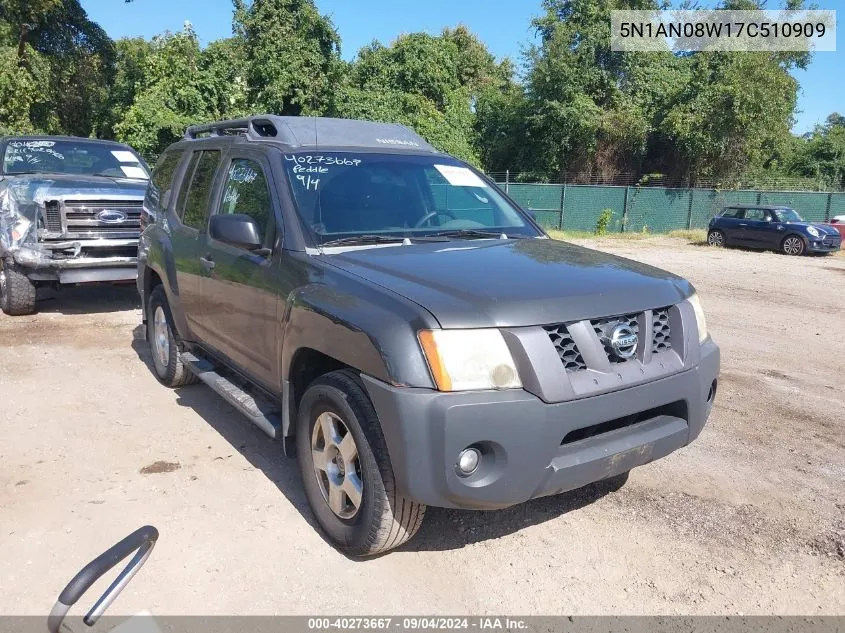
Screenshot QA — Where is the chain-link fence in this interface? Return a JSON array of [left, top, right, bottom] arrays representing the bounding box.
[[494, 181, 845, 233]]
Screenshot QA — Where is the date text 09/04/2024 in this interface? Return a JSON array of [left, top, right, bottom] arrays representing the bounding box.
[[307, 618, 528, 630]]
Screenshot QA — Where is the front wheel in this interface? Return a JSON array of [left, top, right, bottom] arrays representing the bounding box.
[[146, 286, 198, 387], [707, 229, 725, 247], [781, 235, 806, 256], [296, 370, 426, 556], [0, 260, 36, 316]]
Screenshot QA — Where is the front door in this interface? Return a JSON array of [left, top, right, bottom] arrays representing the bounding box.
[[742, 208, 778, 246], [195, 153, 281, 389]]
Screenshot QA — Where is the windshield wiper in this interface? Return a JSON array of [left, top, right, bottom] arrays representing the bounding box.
[[319, 235, 409, 247], [428, 229, 517, 240]]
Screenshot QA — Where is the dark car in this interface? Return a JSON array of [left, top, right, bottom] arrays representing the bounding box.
[[707, 205, 841, 255], [0, 136, 149, 315], [138, 115, 719, 555]]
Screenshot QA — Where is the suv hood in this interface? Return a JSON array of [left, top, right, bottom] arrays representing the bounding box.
[[319, 238, 692, 328]]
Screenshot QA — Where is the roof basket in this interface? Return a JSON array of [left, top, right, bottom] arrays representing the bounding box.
[[184, 117, 278, 140]]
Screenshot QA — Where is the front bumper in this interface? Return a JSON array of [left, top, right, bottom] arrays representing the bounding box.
[[12, 240, 138, 284], [807, 236, 841, 253], [363, 340, 719, 510]]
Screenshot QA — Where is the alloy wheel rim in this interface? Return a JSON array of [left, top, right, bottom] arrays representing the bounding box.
[[784, 237, 802, 255], [311, 411, 363, 519], [709, 232, 723, 246], [153, 306, 170, 368]]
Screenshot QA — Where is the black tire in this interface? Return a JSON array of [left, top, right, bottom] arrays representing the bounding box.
[[707, 229, 725, 247], [781, 234, 806, 256], [0, 260, 36, 316], [146, 285, 198, 387], [296, 369, 426, 556]]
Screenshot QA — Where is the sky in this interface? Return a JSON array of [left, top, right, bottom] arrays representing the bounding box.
[[81, 0, 845, 135]]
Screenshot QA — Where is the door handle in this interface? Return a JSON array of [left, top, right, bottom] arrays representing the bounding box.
[[738, 223, 747, 226], [199, 256, 215, 271]]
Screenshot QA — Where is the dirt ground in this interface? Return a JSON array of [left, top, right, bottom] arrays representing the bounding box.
[[1, 236, 843, 616]]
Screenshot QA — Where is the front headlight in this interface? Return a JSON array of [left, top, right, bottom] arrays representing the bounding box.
[[687, 293, 708, 344], [418, 329, 522, 391], [807, 226, 820, 238]]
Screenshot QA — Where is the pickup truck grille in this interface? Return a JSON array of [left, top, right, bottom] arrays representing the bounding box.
[[62, 200, 142, 236], [544, 306, 674, 372]]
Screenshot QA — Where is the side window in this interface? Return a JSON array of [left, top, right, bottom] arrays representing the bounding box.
[[217, 158, 273, 239], [745, 208, 766, 221], [180, 150, 221, 231], [175, 151, 201, 220], [149, 150, 184, 211], [721, 208, 740, 218]]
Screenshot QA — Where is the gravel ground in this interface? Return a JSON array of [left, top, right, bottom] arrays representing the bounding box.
[[1, 237, 843, 616]]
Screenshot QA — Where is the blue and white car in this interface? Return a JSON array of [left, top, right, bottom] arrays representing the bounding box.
[[707, 205, 842, 255]]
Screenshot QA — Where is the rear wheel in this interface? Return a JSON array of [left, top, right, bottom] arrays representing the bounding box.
[[0, 260, 36, 316], [782, 235, 806, 256], [707, 229, 725, 247], [297, 369, 425, 556], [147, 285, 198, 387]]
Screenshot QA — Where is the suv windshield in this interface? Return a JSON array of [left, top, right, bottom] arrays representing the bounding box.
[[775, 208, 803, 222], [2, 139, 149, 179], [282, 152, 540, 245]]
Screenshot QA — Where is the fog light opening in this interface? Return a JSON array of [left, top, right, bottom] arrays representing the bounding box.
[[707, 380, 717, 404], [457, 447, 481, 477]]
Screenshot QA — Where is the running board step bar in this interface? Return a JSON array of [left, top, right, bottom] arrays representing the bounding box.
[[180, 352, 282, 439]]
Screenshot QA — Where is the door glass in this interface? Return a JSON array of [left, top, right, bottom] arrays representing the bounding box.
[[181, 150, 221, 231], [744, 209, 767, 221], [218, 158, 273, 241], [149, 150, 184, 211]]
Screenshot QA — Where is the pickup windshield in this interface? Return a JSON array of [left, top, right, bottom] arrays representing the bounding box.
[[282, 152, 540, 245], [2, 139, 149, 179]]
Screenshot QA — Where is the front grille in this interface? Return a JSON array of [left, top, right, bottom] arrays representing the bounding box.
[[44, 201, 62, 231], [651, 308, 672, 353], [591, 313, 639, 364], [62, 200, 142, 236], [545, 306, 675, 372], [543, 324, 586, 371]]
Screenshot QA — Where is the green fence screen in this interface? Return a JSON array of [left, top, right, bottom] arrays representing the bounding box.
[[496, 182, 842, 233]]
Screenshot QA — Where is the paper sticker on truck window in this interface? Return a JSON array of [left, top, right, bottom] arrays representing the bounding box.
[[111, 150, 139, 163], [120, 166, 147, 178], [434, 164, 486, 188]]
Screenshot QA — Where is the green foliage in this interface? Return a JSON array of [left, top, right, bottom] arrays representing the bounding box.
[[594, 208, 613, 235]]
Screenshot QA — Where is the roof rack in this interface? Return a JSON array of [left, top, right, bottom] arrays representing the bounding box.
[[183, 115, 439, 153]]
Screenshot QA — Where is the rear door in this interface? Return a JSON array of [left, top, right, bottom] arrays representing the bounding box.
[[170, 149, 223, 342], [194, 151, 281, 389]]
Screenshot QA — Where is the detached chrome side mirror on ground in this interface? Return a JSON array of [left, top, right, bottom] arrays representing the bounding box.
[[47, 526, 158, 633]]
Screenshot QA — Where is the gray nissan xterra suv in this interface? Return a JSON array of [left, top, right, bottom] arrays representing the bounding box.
[[139, 115, 720, 556]]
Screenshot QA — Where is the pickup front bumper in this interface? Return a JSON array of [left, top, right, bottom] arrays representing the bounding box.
[[11, 238, 138, 284], [363, 340, 719, 510]]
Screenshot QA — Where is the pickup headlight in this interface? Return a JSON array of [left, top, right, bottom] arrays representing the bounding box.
[[687, 293, 709, 344], [418, 329, 522, 391], [807, 226, 820, 238]]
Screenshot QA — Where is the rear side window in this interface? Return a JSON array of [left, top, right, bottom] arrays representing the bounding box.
[[177, 150, 221, 231], [149, 150, 184, 211]]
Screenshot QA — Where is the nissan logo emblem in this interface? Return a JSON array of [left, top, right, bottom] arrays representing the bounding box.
[[97, 209, 127, 224], [610, 324, 638, 360]]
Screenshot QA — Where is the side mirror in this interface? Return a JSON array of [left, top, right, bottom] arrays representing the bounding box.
[[209, 214, 262, 250]]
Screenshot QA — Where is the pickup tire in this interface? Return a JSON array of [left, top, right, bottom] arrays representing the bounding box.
[[147, 285, 198, 387], [0, 261, 36, 316], [296, 369, 426, 556]]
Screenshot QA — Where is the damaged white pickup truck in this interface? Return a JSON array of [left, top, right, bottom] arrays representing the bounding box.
[[0, 136, 149, 315]]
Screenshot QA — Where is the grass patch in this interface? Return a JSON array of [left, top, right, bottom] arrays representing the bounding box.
[[546, 229, 653, 241], [666, 229, 708, 244]]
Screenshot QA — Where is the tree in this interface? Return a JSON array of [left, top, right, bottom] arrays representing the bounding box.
[[233, 0, 341, 116], [787, 113, 845, 189]]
